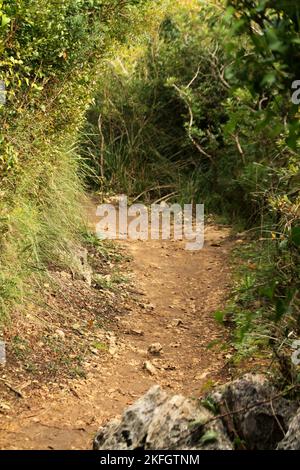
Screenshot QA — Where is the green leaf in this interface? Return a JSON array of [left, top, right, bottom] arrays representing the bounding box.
[[200, 430, 218, 445], [291, 227, 300, 247], [214, 310, 225, 324], [261, 72, 276, 87], [259, 284, 275, 300], [1, 14, 10, 28], [275, 298, 288, 321], [201, 397, 219, 415]]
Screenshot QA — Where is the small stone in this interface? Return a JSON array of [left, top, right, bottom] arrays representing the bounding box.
[[108, 335, 118, 356], [90, 347, 99, 355], [143, 361, 157, 376], [148, 343, 163, 356], [163, 364, 176, 371], [0, 402, 11, 411], [167, 319, 184, 329], [195, 371, 210, 380], [55, 329, 66, 341], [127, 329, 144, 337]]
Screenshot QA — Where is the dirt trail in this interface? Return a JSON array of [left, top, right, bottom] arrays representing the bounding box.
[[0, 202, 233, 450]]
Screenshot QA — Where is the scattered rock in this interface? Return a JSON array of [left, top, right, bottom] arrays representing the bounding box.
[[127, 329, 144, 337], [107, 334, 118, 356], [139, 303, 155, 311], [167, 318, 184, 329], [170, 342, 181, 348], [163, 364, 176, 371], [0, 401, 11, 412], [143, 361, 157, 376], [73, 246, 93, 286], [89, 347, 99, 355], [148, 343, 163, 356], [55, 329, 66, 341], [93, 386, 232, 450], [210, 374, 297, 450], [195, 371, 210, 381], [277, 407, 300, 450]]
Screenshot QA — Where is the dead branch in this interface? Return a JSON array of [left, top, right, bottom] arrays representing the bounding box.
[[208, 46, 230, 90], [172, 83, 214, 164], [232, 133, 246, 164], [185, 65, 201, 90]]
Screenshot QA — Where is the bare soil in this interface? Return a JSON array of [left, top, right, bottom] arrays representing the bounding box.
[[0, 200, 234, 450]]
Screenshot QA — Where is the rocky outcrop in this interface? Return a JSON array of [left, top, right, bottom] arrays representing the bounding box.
[[210, 374, 297, 450], [277, 407, 300, 450], [94, 385, 232, 450], [93, 375, 299, 451]]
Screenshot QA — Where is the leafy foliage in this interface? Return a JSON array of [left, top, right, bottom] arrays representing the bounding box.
[[223, 0, 300, 366], [227, 0, 300, 148]]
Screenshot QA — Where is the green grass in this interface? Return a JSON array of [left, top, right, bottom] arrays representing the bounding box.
[[0, 127, 86, 320], [215, 235, 299, 368]]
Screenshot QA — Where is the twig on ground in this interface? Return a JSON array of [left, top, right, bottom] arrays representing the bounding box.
[[0, 378, 24, 398]]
